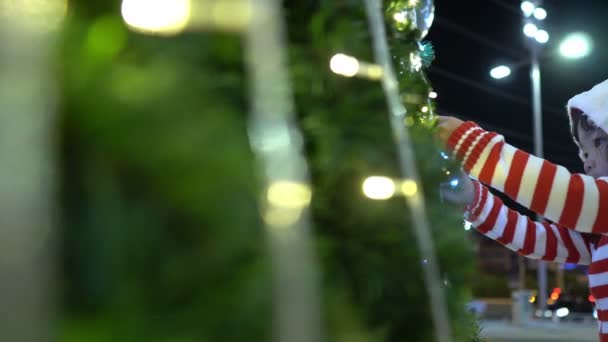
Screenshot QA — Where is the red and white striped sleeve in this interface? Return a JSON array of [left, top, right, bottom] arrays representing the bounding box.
[[448, 121, 608, 235], [466, 181, 593, 265]]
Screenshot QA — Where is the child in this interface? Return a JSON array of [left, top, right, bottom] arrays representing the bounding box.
[[438, 79, 608, 341]]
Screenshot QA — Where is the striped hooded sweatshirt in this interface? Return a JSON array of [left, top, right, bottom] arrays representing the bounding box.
[[446, 79, 608, 341]]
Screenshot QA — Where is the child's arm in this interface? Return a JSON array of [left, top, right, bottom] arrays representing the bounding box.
[[447, 120, 608, 234], [466, 180, 594, 265]]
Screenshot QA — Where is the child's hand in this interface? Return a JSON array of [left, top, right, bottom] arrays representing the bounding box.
[[436, 116, 464, 145], [440, 172, 476, 211]]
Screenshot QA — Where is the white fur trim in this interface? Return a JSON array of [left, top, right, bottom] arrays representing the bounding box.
[[568, 78, 608, 144]]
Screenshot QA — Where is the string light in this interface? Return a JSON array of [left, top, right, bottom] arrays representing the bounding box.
[[421, 106, 429, 113], [362, 176, 396, 200], [267, 181, 312, 209], [121, 0, 191, 35], [330, 54, 359, 77], [264, 206, 303, 228], [329, 53, 383, 80], [429, 91, 438, 99], [401, 179, 418, 197]]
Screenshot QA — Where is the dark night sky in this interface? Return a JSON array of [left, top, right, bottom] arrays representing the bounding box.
[[428, 0, 608, 173]]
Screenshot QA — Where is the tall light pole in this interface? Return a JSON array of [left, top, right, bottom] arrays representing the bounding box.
[[491, 3, 593, 317], [522, 0, 550, 315]]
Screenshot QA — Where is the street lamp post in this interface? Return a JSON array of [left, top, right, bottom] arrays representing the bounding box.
[[490, 2, 592, 321], [522, 0, 550, 315]]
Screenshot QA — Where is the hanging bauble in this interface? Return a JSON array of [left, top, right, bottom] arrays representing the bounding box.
[[386, 0, 435, 40]]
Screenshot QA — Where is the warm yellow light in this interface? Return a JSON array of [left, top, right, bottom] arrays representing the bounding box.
[[429, 91, 438, 99], [329, 53, 383, 80], [267, 181, 312, 209], [421, 106, 429, 113], [529, 295, 536, 303], [121, 0, 191, 36], [401, 179, 418, 197], [362, 176, 395, 200], [550, 293, 559, 300], [367, 65, 384, 79], [330, 54, 360, 77], [264, 207, 302, 229]]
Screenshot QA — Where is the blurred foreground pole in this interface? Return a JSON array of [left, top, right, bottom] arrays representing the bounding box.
[[363, 1, 452, 341], [245, 1, 321, 342], [0, 1, 63, 340]]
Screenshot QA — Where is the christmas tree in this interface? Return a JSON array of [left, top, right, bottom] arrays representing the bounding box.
[[39, 0, 482, 341]]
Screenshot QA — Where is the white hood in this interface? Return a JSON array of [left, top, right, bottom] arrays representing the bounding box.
[[567, 78, 608, 160]]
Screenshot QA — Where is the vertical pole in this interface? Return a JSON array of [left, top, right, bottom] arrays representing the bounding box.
[[518, 256, 525, 290], [245, 1, 321, 341], [531, 50, 548, 313], [0, 1, 63, 340], [363, 1, 452, 341]]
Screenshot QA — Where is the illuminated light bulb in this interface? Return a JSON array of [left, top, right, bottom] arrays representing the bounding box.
[[362, 176, 395, 200], [523, 23, 538, 38], [529, 295, 536, 303], [421, 106, 429, 113], [550, 293, 559, 300], [490, 65, 511, 79], [535, 29, 549, 44], [264, 207, 302, 229], [121, 0, 191, 36], [330, 54, 383, 80], [367, 65, 384, 79], [330, 53, 360, 77], [533, 7, 547, 20], [267, 181, 312, 209], [401, 179, 418, 197], [429, 91, 438, 99], [560, 33, 592, 59], [521, 1, 535, 17]]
